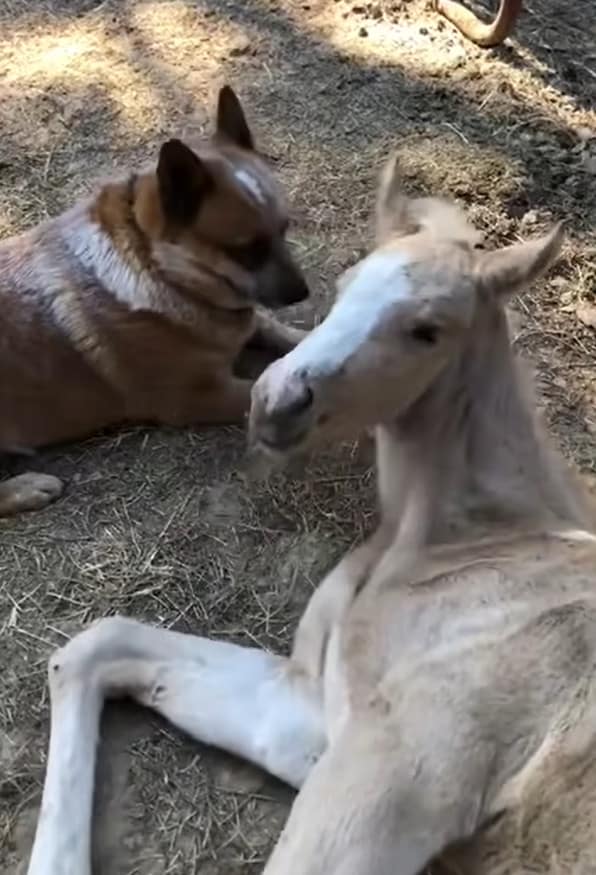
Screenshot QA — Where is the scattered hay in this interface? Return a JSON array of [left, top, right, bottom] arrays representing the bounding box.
[[0, 0, 594, 870]]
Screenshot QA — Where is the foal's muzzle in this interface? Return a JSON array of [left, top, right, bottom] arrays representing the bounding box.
[[250, 368, 315, 453]]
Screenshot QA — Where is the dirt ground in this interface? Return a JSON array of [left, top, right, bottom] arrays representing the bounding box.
[[0, 0, 595, 872]]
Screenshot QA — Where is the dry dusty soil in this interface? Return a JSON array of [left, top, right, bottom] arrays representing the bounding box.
[[0, 0, 595, 872]]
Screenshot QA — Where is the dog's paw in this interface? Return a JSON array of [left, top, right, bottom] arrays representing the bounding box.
[[0, 472, 64, 517]]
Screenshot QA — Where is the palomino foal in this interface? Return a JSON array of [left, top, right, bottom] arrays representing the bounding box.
[[28, 158, 596, 875]]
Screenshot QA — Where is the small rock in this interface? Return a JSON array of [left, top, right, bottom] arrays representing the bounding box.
[[551, 276, 568, 291], [229, 39, 252, 57], [575, 126, 594, 143], [370, 3, 383, 19], [520, 209, 539, 228], [359, 26, 368, 36], [583, 155, 596, 175], [576, 304, 596, 330], [420, 26, 428, 35]]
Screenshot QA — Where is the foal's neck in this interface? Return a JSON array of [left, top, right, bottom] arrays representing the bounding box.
[[376, 305, 592, 547]]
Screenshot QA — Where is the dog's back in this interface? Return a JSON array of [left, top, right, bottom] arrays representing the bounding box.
[[0, 212, 125, 451]]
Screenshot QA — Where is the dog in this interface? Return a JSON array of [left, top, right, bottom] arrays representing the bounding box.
[[0, 86, 309, 517]]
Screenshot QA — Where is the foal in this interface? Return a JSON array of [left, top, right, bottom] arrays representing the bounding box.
[[28, 158, 596, 875]]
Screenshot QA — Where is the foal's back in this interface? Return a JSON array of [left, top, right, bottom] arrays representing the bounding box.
[[332, 530, 596, 874]]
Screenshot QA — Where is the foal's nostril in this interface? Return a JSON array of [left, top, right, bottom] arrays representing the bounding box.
[[279, 386, 313, 418]]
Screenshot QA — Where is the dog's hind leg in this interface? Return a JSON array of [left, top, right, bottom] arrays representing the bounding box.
[[27, 616, 326, 875], [0, 472, 63, 516]]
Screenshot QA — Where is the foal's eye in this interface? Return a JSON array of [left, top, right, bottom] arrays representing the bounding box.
[[410, 323, 439, 345]]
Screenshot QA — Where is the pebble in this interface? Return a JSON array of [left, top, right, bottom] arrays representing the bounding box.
[[520, 209, 539, 227]]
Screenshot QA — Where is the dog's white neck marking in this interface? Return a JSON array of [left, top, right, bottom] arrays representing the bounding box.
[[65, 214, 162, 312], [287, 251, 410, 377], [61, 211, 241, 332], [234, 168, 267, 206]]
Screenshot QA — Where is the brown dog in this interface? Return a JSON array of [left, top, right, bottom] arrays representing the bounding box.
[[0, 86, 309, 517]]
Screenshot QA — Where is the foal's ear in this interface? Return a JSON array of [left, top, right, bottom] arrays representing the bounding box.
[[477, 224, 564, 300], [375, 153, 414, 242], [375, 153, 477, 245], [216, 85, 254, 151]]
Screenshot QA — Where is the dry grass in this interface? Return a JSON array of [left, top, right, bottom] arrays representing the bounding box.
[[0, 0, 595, 872]]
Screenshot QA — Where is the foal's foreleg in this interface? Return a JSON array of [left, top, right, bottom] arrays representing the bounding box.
[[292, 524, 393, 678], [264, 721, 487, 875], [27, 617, 326, 875]]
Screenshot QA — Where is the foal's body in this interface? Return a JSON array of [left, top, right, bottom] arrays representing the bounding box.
[[27, 161, 596, 874]]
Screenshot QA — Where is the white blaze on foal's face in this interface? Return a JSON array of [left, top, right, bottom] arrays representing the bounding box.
[[249, 242, 476, 454], [289, 250, 413, 379]]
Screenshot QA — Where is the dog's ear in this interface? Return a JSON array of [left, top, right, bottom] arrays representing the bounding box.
[[216, 86, 254, 151], [157, 139, 212, 224]]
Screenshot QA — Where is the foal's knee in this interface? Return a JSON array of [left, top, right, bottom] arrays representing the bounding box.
[[48, 616, 137, 690]]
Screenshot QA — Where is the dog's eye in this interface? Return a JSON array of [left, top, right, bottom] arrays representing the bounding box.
[[226, 236, 271, 270], [410, 322, 439, 345]]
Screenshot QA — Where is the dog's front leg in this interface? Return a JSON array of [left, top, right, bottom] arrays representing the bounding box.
[[153, 378, 253, 427], [203, 377, 254, 423], [248, 309, 309, 356]]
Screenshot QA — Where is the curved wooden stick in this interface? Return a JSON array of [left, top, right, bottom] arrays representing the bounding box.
[[433, 0, 522, 47]]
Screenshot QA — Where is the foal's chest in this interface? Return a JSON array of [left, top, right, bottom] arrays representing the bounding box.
[[340, 534, 596, 704]]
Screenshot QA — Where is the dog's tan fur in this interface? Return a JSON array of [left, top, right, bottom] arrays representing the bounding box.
[[0, 86, 308, 516]]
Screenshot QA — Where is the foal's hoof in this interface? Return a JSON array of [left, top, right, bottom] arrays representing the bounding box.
[[0, 472, 64, 517]]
